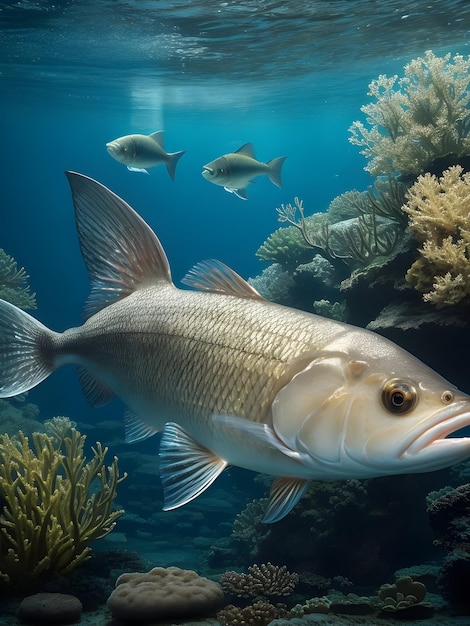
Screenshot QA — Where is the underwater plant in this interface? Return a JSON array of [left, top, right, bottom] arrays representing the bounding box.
[[403, 165, 470, 308], [349, 50, 470, 177], [0, 417, 126, 589], [0, 248, 36, 309]]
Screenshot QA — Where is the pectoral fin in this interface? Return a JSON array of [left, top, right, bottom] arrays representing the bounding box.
[[224, 186, 248, 200], [263, 477, 311, 523], [127, 166, 149, 174], [159, 422, 227, 510]]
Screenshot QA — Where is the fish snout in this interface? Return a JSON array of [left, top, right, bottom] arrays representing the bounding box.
[[106, 141, 120, 155], [202, 165, 214, 178]]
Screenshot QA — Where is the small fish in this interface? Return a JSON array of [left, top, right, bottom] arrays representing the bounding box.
[[202, 143, 286, 200], [1, 173, 470, 524], [106, 131, 185, 179]]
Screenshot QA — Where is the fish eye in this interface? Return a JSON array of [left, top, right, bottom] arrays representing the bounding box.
[[441, 390, 454, 404], [381, 379, 418, 414]]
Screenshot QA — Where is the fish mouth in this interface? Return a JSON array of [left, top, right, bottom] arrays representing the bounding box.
[[106, 141, 119, 154], [202, 165, 214, 176], [402, 400, 470, 458]]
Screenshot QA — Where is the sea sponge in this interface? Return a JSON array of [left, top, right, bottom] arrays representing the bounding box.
[[403, 165, 470, 308], [107, 566, 225, 621], [349, 50, 470, 177]]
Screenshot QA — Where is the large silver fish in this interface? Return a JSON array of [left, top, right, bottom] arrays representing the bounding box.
[[202, 143, 286, 200], [106, 131, 185, 178], [1, 172, 470, 523]]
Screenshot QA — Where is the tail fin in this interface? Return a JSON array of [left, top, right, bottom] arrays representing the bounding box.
[[0, 299, 57, 397], [166, 151, 186, 181], [267, 156, 286, 188]]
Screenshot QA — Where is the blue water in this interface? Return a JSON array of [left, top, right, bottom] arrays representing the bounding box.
[[2, 0, 470, 621]]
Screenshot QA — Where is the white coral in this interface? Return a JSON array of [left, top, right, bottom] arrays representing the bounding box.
[[349, 51, 470, 176]]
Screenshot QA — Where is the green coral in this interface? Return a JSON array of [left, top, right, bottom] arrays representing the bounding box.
[[256, 211, 322, 269], [0, 417, 126, 589], [260, 195, 405, 273], [349, 50, 470, 177], [0, 248, 36, 309], [404, 165, 470, 308]]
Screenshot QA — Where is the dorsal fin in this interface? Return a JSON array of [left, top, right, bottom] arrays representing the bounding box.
[[65, 172, 172, 318], [235, 142, 255, 159], [181, 259, 263, 299], [149, 131, 164, 147]]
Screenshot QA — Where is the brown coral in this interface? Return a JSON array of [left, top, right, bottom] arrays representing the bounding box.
[[217, 600, 288, 626], [220, 562, 298, 599]]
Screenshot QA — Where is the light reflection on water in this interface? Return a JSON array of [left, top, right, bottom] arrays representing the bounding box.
[[1, 0, 470, 111]]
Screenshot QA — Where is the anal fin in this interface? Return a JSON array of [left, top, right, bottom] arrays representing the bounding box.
[[159, 422, 227, 510], [124, 411, 159, 444], [263, 477, 311, 523]]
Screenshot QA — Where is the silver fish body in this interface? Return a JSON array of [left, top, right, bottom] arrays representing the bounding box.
[[1, 172, 470, 523], [202, 143, 286, 200], [106, 130, 185, 178]]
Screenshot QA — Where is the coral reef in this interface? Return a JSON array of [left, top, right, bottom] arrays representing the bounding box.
[[267, 193, 406, 273], [0, 248, 36, 309], [220, 562, 298, 599], [107, 566, 224, 621], [427, 482, 470, 607], [248, 264, 295, 303], [0, 417, 126, 589], [212, 474, 437, 588], [253, 179, 411, 326], [349, 50, 470, 177], [404, 165, 470, 308], [252, 51, 470, 338]]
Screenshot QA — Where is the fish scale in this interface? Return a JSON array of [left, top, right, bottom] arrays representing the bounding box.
[[65, 286, 331, 430]]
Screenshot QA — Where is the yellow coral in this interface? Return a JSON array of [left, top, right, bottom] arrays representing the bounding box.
[[0, 417, 126, 588], [403, 165, 470, 308], [349, 51, 470, 176]]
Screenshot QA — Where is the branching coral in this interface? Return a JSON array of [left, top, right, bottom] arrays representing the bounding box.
[[0, 248, 36, 310], [349, 50, 470, 177], [0, 417, 126, 589], [261, 194, 405, 275], [217, 600, 288, 626], [256, 208, 323, 269], [403, 165, 470, 308], [220, 562, 298, 599]]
